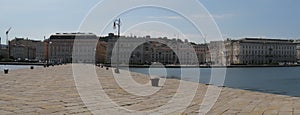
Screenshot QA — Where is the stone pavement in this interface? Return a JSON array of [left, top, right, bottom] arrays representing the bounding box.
[[0, 64, 300, 115]]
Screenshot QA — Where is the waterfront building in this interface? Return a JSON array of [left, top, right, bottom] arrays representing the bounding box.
[[106, 34, 146, 65], [173, 39, 198, 65], [0, 44, 8, 60], [106, 35, 199, 65], [225, 38, 297, 65], [96, 41, 107, 64], [48, 33, 75, 63], [10, 44, 35, 60], [193, 43, 209, 64], [142, 41, 154, 65], [208, 41, 226, 65], [9, 38, 43, 61], [48, 33, 103, 63], [31, 40, 46, 61], [147, 40, 177, 65], [295, 39, 300, 63], [147, 38, 199, 65]]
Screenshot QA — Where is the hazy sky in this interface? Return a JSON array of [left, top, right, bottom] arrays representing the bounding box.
[[1, 0, 300, 44]]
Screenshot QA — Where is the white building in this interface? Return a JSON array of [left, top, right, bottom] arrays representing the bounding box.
[[208, 41, 226, 65], [171, 40, 197, 65], [295, 40, 300, 63], [107, 35, 146, 65], [226, 38, 297, 65]]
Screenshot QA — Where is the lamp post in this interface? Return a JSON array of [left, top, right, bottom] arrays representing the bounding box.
[[113, 18, 121, 73], [47, 41, 52, 66], [45, 40, 49, 66], [6, 27, 12, 59], [44, 39, 47, 67]]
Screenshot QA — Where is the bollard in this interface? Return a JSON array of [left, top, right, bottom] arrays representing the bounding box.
[[30, 66, 34, 69], [106, 67, 109, 70], [4, 68, 9, 74], [101, 65, 103, 68], [114, 68, 120, 73], [150, 78, 159, 87], [44, 64, 46, 68]]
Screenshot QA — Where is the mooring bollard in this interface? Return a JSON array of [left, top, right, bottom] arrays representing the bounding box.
[[30, 66, 34, 69], [114, 68, 120, 73], [150, 78, 160, 87], [4, 68, 9, 74]]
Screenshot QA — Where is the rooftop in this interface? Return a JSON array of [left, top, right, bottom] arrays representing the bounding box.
[[50, 33, 98, 40], [243, 38, 293, 42], [228, 38, 295, 44]]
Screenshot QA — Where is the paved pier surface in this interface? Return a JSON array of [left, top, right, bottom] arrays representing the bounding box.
[[1, 64, 300, 115]]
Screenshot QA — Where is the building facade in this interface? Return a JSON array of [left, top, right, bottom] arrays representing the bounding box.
[[295, 40, 300, 63], [193, 44, 209, 64], [226, 38, 297, 65], [31, 41, 46, 61], [208, 41, 226, 65], [170, 40, 198, 65], [96, 41, 107, 64], [49, 33, 105, 63], [106, 35, 200, 65], [0, 44, 8, 60], [297, 44, 300, 63], [9, 38, 43, 61], [106, 35, 146, 65], [146, 40, 178, 65], [10, 45, 35, 60]]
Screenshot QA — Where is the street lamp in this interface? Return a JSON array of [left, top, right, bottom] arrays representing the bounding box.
[[46, 41, 52, 67], [113, 18, 121, 73], [44, 38, 48, 67], [6, 27, 12, 59]]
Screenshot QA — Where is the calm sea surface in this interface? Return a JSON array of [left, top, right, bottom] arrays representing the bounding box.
[[0, 65, 38, 71], [2, 65, 300, 97], [128, 67, 300, 97]]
